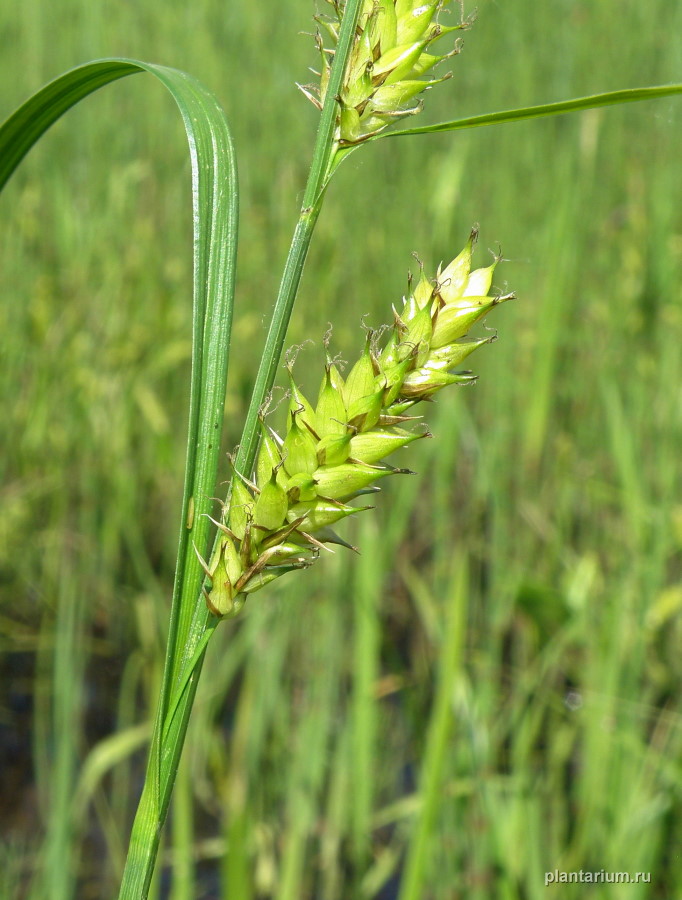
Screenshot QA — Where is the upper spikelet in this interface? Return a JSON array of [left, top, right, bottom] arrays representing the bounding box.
[[300, 0, 470, 144], [198, 229, 512, 617]]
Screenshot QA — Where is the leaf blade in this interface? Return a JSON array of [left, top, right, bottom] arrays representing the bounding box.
[[369, 83, 682, 138], [0, 58, 239, 898]]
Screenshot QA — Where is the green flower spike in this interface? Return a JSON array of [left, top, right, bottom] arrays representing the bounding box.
[[301, 0, 470, 144], [196, 230, 512, 617]]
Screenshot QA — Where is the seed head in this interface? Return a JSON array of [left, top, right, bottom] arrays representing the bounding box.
[[200, 229, 511, 617], [302, 0, 470, 144]]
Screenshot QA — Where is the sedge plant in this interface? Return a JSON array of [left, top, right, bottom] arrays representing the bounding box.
[[1, 0, 681, 895]]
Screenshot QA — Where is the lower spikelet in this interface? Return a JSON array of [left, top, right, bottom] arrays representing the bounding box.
[[197, 229, 512, 617]]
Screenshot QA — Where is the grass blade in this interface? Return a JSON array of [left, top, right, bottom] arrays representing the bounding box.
[[351, 519, 381, 874], [0, 57, 239, 897], [370, 83, 682, 139], [398, 556, 468, 900]]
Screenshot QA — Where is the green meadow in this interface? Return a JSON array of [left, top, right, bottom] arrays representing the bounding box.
[[1, 0, 682, 897]]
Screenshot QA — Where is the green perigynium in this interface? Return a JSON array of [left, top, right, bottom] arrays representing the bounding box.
[[197, 230, 513, 617], [300, 0, 469, 143]]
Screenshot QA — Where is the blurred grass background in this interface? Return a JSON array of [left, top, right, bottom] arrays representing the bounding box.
[[1, 0, 682, 897]]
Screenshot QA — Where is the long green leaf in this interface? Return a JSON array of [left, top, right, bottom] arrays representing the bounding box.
[[371, 83, 682, 138], [0, 58, 239, 897]]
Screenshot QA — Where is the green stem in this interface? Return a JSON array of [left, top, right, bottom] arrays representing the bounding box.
[[233, 0, 365, 478], [232, 205, 321, 478], [119, 2, 365, 896]]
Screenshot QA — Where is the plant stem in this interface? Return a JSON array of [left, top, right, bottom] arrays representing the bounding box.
[[232, 204, 321, 478], [118, 2, 365, 896], [234, 0, 365, 478]]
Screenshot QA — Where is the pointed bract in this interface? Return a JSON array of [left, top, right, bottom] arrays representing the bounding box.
[[283, 410, 319, 476]]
